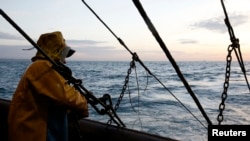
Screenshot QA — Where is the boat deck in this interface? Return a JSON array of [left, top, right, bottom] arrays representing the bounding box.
[[0, 98, 177, 141]]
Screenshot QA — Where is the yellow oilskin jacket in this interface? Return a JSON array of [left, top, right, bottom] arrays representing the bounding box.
[[8, 60, 88, 141]]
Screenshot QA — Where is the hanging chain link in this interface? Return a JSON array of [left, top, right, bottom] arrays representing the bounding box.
[[217, 45, 233, 125], [114, 60, 135, 112], [107, 60, 135, 126]]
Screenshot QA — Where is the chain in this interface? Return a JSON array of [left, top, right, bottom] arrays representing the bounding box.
[[217, 45, 233, 125], [106, 60, 135, 126], [114, 60, 135, 112]]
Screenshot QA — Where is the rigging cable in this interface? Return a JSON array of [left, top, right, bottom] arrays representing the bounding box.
[[132, 0, 212, 126], [81, 0, 207, 129], [217, 0, 250, 125], [221, 0, 250, 92], [128, 61, 143, 130]]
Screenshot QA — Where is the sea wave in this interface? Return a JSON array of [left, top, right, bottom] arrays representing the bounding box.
[[1, 59, 250, 141]]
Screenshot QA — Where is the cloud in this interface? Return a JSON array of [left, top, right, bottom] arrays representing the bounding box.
[[0, 31, 24, 40], [74, 45, 116, 53], [179, 39, 198, 44], [0, 31, 106, 44], [0, 44, 35, 59], [191, 13, 249, 33], [0, 32, 139, 61], [67, 39, 106, 45], [0, 42, 120, 60], [66, 39, 117, 54], [65, 39, 121, 56]]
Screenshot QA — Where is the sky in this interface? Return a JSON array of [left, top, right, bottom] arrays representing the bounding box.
[[0, 0, 250, 61]]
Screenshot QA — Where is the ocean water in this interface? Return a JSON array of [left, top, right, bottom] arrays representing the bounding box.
[[1, 59, 250, 141]]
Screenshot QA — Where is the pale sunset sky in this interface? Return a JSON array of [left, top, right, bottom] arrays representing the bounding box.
[[1, 0, 250, 61]]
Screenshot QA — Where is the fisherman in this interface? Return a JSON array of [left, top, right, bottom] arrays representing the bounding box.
[[8, 31, 89, 141]]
